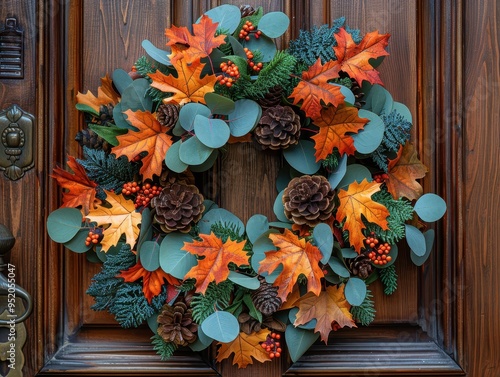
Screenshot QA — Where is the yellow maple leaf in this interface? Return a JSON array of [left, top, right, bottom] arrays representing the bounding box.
[[293, 285, 356, 343], [85, 190, 141, 252], [216, 329, 271, 368]]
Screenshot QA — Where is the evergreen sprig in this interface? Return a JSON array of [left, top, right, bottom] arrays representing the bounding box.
[[351, 289, 376, 326], [379, 264, 398, 295], [190, 281, 234, 323], [133, 55, 170, 105], [151, 334, 178, 360]]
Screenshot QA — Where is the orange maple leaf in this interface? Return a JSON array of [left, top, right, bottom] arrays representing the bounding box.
[[149, 58, 217, 105], [165, 14, 226, 64], [119, 260, 179, 304], [85, 190, 142, 252], [76, 74, 120, 113], [112, 110, 172, 181], [335, 179, 390, 253], [333, 28, 390, 86], [289, 58, 344, 119], [311, 104, 368, 161], [258, 229, 324, 302], [294, 285, 356, 343], [51, 155, 98, 215], [182, 232, 249, 294], [386, 142, 428, 200], [216, 329, 271, 368]]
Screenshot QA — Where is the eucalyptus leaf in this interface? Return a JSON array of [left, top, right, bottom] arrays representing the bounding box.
[[328, 257, 351, 278], [47, 208, 83, 243], [313, 223, 334, 264], [88, 124, 127, 147], [179, 102, 211, 132], [86, 250, 102, 264], [139, 241, 160, 271], [201, 311, 239, 343], [328, 154, 348, 189], [363, 84, 393, 116], [243, 34, 277, 62], [202, 200, 218, 214], [96, 243, 121, 263], [345, 278, 367, 306], [283, 140, 321, 175], [276, 166, 291, 192], [289, 308, 317, 330], [141, 39, 171, 66], [273, 190, 291, 223], [165, 140, 188, 173], [285, 326, 319, 362], [63, 228, 93, 253], [179, 136, 214, 166], [251, 229, 279, 274], [202, 4, 241, 34], [159, 233, 197, 279], [137, 208, 153, 253], [205, 92, 235, 115], [268, 221, 293, 229], [352, 110, 385, 154], [337, 164, 373, 189], [414, 193, 447, 222], [121, 78, 152, 112], [246, 214, 269, 244], [75, 103, 99, 116], [341, 247, 358, 259], [189, 149, 219, 173], [228, 35, 246, 58], [113, 103, 136, 130], [392, 102, 413, 123], [257, 12, 289, 38], [112, 68, 133, 95], [147, 312, 159, 334], [189, 334, 212, 352], [228, 99, 262, 137], [333, 83, 354, 105], [411, 229, 435, 266], [198, 208, 244, 236], [194, 116, 230, 149], [228, 271, 260, 290], [405, 224, 426, 256]]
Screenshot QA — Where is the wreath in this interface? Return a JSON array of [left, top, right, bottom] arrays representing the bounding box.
[[47, 4, 447, 368]]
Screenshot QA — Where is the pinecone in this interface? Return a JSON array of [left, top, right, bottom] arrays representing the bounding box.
[[258, 86, 284, 110], [254, 105, 301, 150], [151, 181, 205, 233], [251, 277, 282, 316], [238, 312, 262, 335], [240, 5, 256, 17], [156, 104, 179, 128], [283, 175, 336, 226], [157, 302, 198, 346], [159, 168, 195, 187], [349, 253, 374, 279], [75, 128, 111, 153]]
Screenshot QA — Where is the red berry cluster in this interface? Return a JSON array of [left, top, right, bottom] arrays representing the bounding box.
[[238, 20, 262, 41], [122, 181, 161, 208], [260, 332, 282, 359], [364, 232, 392, 265], [373, 172, 389, 183], [85, 228, 103, 247], [244, 48, 263, 73], [217, 61, 239, 87]]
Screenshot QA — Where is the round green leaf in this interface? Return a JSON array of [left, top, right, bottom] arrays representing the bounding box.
[[268, 221, 293, 230], [288, 308, 317, 330], [285, 326, 319, 362], [202, 199, 218, 214], [141, 39, 171, 66], [345, 278, 367, 306], [194, 116, 230, 148], [189, 149, 219, 172], [112, 68, 133, 95], [201, 311, 239, 343], [276, 166, 291, 192], [246, 214, 269, 244], [337, 164, 373, 189], [63, 228, 93, 253], [333, 83, 354, 105], [251, 229, 279, 275], [243, 34, 277, 62], [160, 233, 197, 279], [140, 241, 160, 271], [47, 208, 83, 243], [313, 223, 334, 264], [147, 312, 159, 334], [353, 110, 385, 154], [373, 243, 398, 269], [86, 250, 101, 263], [327, 154, 348, 189], [96, 243, 121, 263], [328, 257, 351, 278], [283, 140, 321, 175], [228, 271, 260, 290], [405, 224, 426, 256], [189, 327, 213, 351], [341, 247, 358, 258], [411, 229, 435, 266], [137, 208, 153, 252], [364, 84, 393, 116], [273, 190, 291, 223], [179, 136, 213, 165], [202, 4, 241, 34], [228, 99, 262, 137], [121, 78, 152, 112], [258, 12, 289, 38], [392, 102, 413, 123], [165, 140, 188, 173], [179, 103, 211, 132], [198, 208, 244, 236], [205, 92, 235, 115], [414, 193, 447, 222], [113, 103, 136, 130]]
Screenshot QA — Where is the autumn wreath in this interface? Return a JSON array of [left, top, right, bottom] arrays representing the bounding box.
[[47, 4, 446, 368]]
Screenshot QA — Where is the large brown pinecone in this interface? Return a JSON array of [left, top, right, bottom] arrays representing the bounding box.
[[283, 175, 336, 226], [156, 103, 179, 128], [238, 312, 262, 335], [75, 128, 111, 153], [258, 86, 284, 110], [349, 253, 374, 279], [254, 105, 301, 150], [157, 302, 198, 346], [151, 182, 205, 233], [251, 277, 282, 316]]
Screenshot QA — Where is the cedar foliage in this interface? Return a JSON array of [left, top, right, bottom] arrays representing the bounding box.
[[379, 264, 398, 295], [190, 280, 234, 323], [151, 334, 178, 360], [351, 289, 376, 326]]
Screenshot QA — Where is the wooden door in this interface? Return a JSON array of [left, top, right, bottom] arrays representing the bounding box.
[[0, 0, 499, 376]]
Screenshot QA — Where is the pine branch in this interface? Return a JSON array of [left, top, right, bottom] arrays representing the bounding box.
[[151, 334, 178, 360], [191, 281, 234, 323], [351, 289, 376, 326], [379, 264, 398, 295]]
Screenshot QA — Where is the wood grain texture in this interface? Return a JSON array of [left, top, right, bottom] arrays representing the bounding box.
[[463, 0, 500, 376]]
